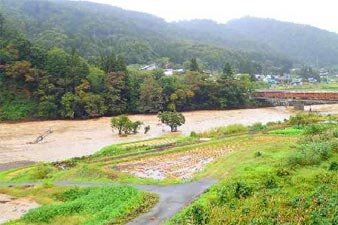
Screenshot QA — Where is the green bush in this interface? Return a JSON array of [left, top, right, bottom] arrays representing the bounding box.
[[288, 142, 331, 166], [304, 124, 330, 135], [234, 182, 252, 199], [0, 99, 36, 120], [288, 127, 338, 166], [288, 113, 321, 127], [189, 204, 209, 225], [264, 177, 278, 189], [328, 162, 338, 171], [249, 122, 267, 132], [203, 124, 248, 138], [276, 168, 290, 177], [31, 164, 54, 180], [23, 186, 146, 225]]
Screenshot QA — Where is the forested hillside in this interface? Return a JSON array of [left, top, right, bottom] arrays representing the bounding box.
[[0, 12, 253, 120], [1, 0, 338, 70], [0, 0, 291, 72], [1, 0, 338, 121], [226, 17, 338, 67]]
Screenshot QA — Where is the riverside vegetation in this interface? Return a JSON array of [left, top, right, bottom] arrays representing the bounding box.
[[0, 113, 337, 224]]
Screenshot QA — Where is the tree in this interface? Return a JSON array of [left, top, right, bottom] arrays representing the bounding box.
[[131, 121, 143, 134], [104, 71, 127, 114], [0, 13, 5, 33], [221, 62, 234, 80], [110, 115, 143, 135], [111, 115, 131, 135], [61, 92, 79, 119], [190, 58, 200, 72], [158, 111, 185, 132], [138, 76, 163, 113]]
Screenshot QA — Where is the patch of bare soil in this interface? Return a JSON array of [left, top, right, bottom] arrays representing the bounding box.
[[116, 146, 230, 180], [0, 194, 39, 224]]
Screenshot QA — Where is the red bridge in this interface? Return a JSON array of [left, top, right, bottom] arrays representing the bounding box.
[[253, 90, 338, 108], [253, 90, 338, 101]]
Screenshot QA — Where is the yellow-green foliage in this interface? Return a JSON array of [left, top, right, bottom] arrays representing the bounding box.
[[201, 124, 248, 138]]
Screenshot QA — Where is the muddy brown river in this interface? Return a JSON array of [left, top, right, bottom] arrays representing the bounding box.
[[1, 105, 337, 165]]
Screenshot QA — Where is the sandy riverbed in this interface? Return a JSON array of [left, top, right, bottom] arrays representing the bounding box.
[[0, 105, 337, 165]]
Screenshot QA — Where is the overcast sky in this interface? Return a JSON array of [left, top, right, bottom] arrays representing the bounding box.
[[85, 0, 338, 33]]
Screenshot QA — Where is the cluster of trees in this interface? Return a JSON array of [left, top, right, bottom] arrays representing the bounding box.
[[0, 13, 255, 121], [111, 111, 185, 136], [110, 115, 145, 136]]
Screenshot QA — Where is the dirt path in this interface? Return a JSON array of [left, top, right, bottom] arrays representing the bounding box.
[[0, 179, 216, 225]]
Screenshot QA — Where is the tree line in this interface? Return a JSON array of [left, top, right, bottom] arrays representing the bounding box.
[[0, 13, 255, 121]]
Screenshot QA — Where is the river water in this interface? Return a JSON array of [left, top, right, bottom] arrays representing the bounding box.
[[0, 105, 337, 165]]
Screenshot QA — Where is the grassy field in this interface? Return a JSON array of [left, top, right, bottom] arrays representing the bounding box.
[[167, 120, 338, 224], [272, 82, 338, 91], [0, 113, 337, 224]]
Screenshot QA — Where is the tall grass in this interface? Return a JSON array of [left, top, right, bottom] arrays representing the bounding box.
[[200, 124, 248, 138]]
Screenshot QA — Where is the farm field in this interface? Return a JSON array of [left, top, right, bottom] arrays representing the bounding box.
[[273, 82, 338, 91], [0, 113, 337, 224]]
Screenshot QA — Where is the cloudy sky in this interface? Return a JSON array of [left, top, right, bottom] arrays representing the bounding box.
[[85, 0, 338, 33]]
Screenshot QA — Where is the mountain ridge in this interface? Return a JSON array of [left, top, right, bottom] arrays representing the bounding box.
[[1, 0, 338, 70]]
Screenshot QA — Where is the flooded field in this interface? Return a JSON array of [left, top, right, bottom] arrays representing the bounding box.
[[0, 105, 337, 165]]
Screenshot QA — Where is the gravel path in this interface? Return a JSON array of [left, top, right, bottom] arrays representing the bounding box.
[[0, 179, 216, 225]]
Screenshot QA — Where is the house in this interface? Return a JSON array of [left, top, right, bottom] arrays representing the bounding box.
[[308, 77, 318, 83], [141, 64, 157, 71], [164, 68, 185, 76], [164, 69, 174, 76]]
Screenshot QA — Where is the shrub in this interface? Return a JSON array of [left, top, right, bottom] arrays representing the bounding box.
[[216, 186, 231, 205], [288, 142, 330, 166], [249, 122, 267, 132], [190, 131, 198, 138], [189, 204, 209, 225], [328, 162, 338, 171], [234, 182, 252, 199], [304, 124, 329, 135], [288, 113, 321, 127], [31, 164, 53, 180], [276, 168, 290, 177], [264, 177, 278, 189], [254, 151, 263, 157]]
